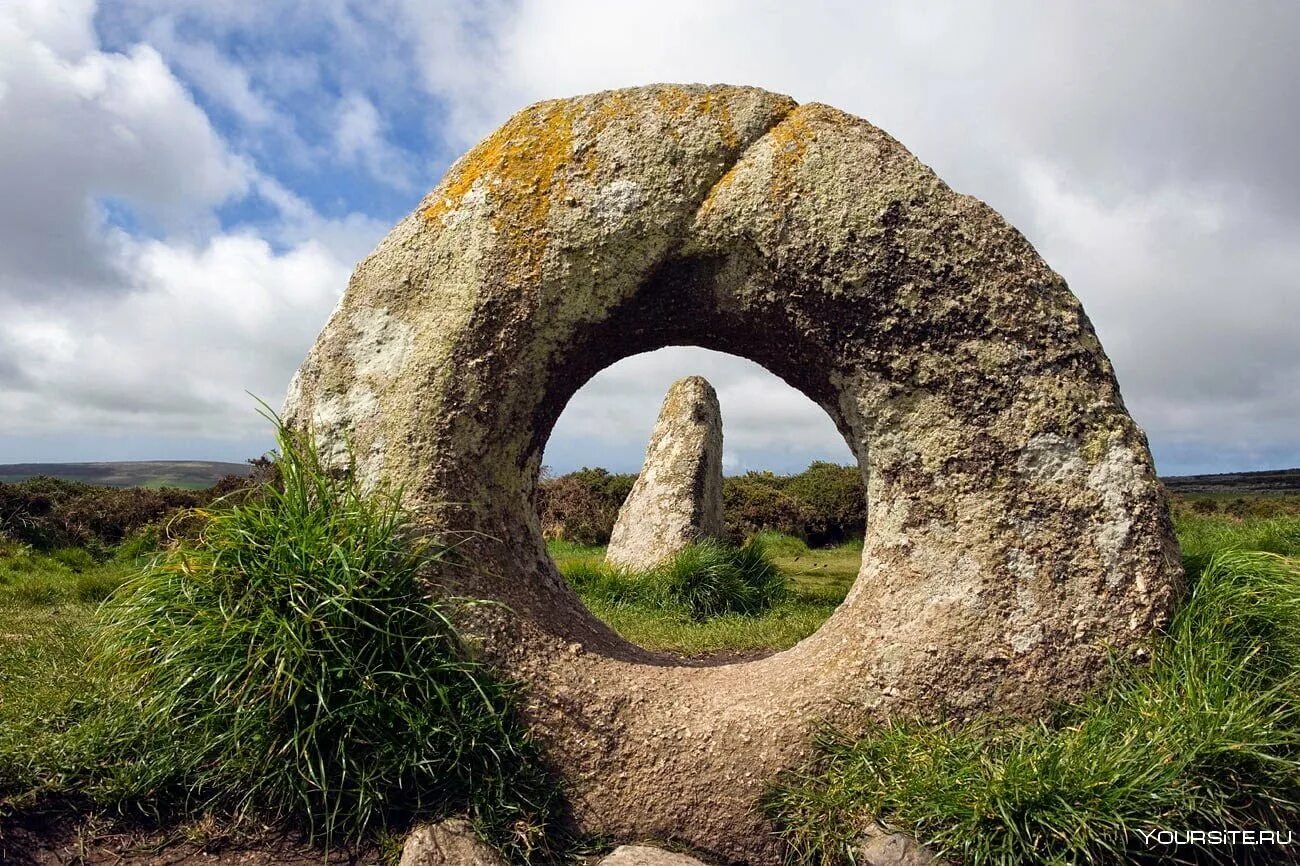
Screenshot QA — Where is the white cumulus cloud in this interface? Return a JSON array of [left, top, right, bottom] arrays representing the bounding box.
[[0, 1, 385, 456]]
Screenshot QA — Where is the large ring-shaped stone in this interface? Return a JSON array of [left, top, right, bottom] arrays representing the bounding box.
[[285, 84, 1182, 864]]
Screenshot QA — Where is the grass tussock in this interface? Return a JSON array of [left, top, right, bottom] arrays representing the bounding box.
[[766, 531, 1300, 866], [561, 537, 786, 620], [553, 535, 850, 654], [0, 421, 557, 860], [656, 538, 787, 618], [750, 531, 812, 558]]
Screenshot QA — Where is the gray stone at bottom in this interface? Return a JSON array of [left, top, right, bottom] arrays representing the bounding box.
[[854, 823, 941, 865], [598, 845, 711, 866], [400, 818, 503, 866]]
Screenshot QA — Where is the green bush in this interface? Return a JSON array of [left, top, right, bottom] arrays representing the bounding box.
[[0, 476, 206, 553], [1172, 493, 1300, 521], [657, 538, 787, 619], [559, 538, 786, 621], [782, 462, 865, 546], [565, 467, 636, 506], [86, 421, 555, 853], [536, 468, 636, 545], [723, 474, 816, 543], [539, 462, 869, 549], [113, 525, 164, 562], [766, 543, 1300, 866]]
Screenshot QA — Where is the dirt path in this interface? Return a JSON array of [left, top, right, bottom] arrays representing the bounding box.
[[0, 811, 384, 865]]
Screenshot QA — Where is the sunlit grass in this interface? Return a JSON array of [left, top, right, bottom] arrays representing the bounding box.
[[549, 533, 855, 654], [767, 517, 1300, 866], [6, 491, 1300, 863], [0, 421, 558, 861]]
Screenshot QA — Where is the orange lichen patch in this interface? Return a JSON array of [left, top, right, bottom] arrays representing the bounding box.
[[419, 100, 577, 277], [577, 90, 635, 176], [766, 106, 818, 202], [653, 86, 741, 150], [697, 105, 817, 219], [698, 161, 742, 218], [589, 90, 634, 131]]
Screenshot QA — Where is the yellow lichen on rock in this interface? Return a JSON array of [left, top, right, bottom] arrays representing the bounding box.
[[420, 99, 578, 277], [653, 85, 741, 150], [696, 103, 819, 219], [765, 105, 820, 203]]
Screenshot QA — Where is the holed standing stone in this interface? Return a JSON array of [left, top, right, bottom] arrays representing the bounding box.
[[283, 84, 1183, 865]]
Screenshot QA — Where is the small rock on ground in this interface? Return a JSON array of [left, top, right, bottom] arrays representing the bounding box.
[[598, 844, 710, 866], [854, 823, 941, 865], [400, 818, 503, 866]]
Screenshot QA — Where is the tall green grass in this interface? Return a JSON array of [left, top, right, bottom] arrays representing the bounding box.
[[1174, 511, 1300, 569], [750, 531, 812, 558], [656, 538, 787, 618], [767, 537, 1300, 865], [1, 421, 557, 860], [556, 537, 833, 655], [561, 537, 786, 621], [554, 535, 854, 654]]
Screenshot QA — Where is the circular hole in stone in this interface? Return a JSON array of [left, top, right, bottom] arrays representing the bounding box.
[[540, 346, 864, 663]]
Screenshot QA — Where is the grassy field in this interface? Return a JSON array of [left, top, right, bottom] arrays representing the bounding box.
[[2, 489, 1299, 864], [0, 428, 555, 863], [771, 509, 1300, 866], [548, 533, 861, 655]]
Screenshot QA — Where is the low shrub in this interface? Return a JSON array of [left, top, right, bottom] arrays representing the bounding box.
[[782, 462, 865, 546], [723, 475, 816, 543], [113, 526, 165, 562], [1172, 493, 1300, 521], [539, 462, 868, 549], [564, 467, 636, 507], [533, 468, 624, 543], [0, 477, 206, 554]]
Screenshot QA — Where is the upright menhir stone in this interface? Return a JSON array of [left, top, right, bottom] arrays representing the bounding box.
[[606, 376, 724, 570]]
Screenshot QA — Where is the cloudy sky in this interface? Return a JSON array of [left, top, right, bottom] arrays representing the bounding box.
[[1, 1, 1297, 475]]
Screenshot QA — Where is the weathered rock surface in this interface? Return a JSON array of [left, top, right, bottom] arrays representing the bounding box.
[[399, 818, 503, 866], [598, 845, 711, 866], [606, 376, 724, 570], [854, 824, 941, 865], [284, 83, 1183, 864]]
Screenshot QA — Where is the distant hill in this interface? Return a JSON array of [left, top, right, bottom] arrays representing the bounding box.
[[3, 460, 1298, 495], [1161, 468, 1300, 495], [0, 461, 252, 490]]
